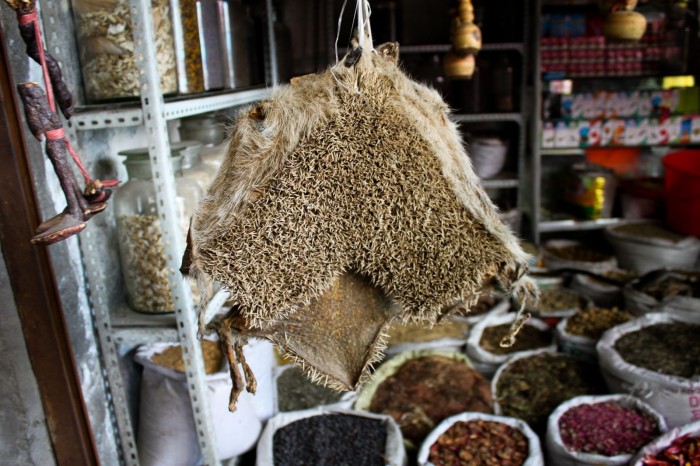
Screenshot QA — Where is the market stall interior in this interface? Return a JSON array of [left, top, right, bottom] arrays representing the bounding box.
[[0, 0, 699, 465]]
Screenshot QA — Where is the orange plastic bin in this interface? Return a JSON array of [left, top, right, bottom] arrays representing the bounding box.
[[663, 150, 700, 236]]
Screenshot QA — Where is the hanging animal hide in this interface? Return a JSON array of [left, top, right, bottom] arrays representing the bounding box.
[[183, 42, 537, 410]]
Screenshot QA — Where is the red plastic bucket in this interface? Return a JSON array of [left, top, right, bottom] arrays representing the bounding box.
[[663, 150, 700, 236]]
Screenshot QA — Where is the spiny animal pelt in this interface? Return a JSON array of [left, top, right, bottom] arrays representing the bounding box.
[[189, 42, 535, 331]]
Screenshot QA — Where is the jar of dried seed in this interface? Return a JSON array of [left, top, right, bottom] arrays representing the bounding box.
[[114, 147, 202, 313], [72, 0, 178, 101]]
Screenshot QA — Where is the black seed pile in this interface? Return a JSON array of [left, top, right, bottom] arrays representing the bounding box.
[[273, 414, 387, 466]]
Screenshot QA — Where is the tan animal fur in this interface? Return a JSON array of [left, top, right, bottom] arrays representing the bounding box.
[[187, 42, 536, 408]]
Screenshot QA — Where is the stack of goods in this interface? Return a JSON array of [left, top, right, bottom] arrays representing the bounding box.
[[540, 11, 678, 78], [542, 87, 700, 148]]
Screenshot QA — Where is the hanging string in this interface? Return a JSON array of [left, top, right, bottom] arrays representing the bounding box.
[[334, 0, 349, 63], [17, 9, 119, 190]]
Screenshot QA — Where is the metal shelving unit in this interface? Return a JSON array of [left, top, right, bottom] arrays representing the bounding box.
[[68, 88, 271, 130], [539, 217, 623, 233], [398, 42, 524, 54], [41, 0, 277, 464]]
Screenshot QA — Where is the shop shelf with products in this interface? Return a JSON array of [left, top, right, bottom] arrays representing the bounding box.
[[529, 0, 700, 242], [39, 0, 278, 464]]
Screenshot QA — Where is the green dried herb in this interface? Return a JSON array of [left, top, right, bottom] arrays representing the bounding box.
[[565, 307, 631, 340], [614, 323, 700, 379], [495, 353, 606, 434], [277, 366, 343, 412]]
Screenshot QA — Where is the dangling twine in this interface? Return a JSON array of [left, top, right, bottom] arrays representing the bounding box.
[[334, 0, 374, 64]]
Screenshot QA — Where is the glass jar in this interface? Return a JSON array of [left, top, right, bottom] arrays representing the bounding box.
[[200, 143, 227, 172], [173, 140, 216, 190], [114, 148, 202, 313], [178, 114, 227, 145], [222, 0, 252, 88], [72, 0, 177, 101]]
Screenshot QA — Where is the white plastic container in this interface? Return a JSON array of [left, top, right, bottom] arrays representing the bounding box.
[[605, 222, 700, 274], [470, 136, 508, 179]]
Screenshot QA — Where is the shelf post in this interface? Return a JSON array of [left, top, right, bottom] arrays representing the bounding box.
[[128, 0, 220, 464]]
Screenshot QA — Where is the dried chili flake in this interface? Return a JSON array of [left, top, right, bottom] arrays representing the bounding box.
[[642, 434, 700, 466], [559, 401, 659, 456]]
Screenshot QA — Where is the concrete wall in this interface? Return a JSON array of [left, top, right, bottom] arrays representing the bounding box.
[[0, 250, 56, 466], [0, 2, 120, 463]]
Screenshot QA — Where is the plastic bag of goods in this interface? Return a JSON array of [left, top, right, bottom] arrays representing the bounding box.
[[493, 350, 607, 436], [418, 412, 544, 466], [546, 394, 667, 466], [631, 420, 700, 465], [524, 281, 590, 326], [256, 407, 407, 466], [623, 269, 700, 322], [555, 307, 632, 360], [466, 313, 555, 378], [569, 269, 636, 308], [605, 222, 700, 274], [384, 316, 470, 356], [134, 340, 262, 465], [354, 349, 493, 449], [596, 313, 700, 427], [272, 364, 354, 415], [542, 239, 617, 274]]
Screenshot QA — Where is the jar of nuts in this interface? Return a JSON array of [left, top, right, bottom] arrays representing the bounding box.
[[114, 147, 202, 313], [72, 0, 178, 101]]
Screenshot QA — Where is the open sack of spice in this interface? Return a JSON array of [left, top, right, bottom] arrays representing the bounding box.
[[256, 407, 407, 466], [631, 420, 700, 466], [596, 313, 700, 428], [417, 412, 544, 466], [182, 1, 537, 411], [546, 394, 667, 466]]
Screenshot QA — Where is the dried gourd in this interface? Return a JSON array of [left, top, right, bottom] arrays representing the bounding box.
[[184, 40, 536, 410]]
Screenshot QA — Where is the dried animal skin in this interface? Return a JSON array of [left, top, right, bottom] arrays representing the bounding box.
[[188, 42, 536, 409]]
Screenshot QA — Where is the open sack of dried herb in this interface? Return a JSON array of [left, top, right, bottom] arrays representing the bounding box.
[[546, 394, 666, 466], [596, 313, 700, 428], [416, 412, 544, 466], [183, 2, 536, 411]]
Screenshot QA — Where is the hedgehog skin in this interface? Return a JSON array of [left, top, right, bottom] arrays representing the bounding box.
[[188, 43, 535, 400]]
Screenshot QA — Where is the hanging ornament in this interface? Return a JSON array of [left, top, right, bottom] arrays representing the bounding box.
[[451, 0, 482, 55], [602, 0, 647, 42], [444, 50, 476, 79]]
